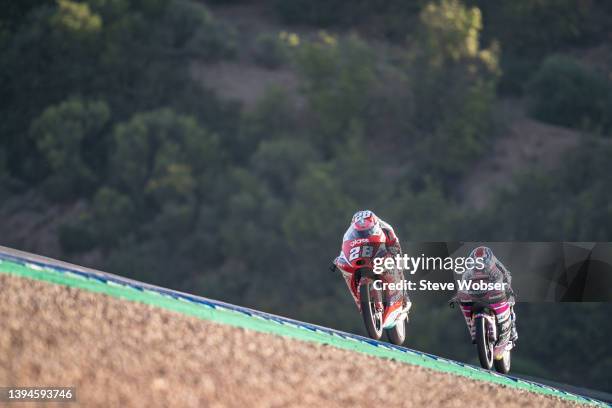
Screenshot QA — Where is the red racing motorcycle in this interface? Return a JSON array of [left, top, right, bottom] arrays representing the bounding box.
[[333, 232, 411, 345]]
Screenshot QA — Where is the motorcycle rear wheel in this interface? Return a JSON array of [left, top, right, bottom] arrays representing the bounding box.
[[385, 317, 406, 345], [475, 316, 494, 370], [360, 281, 383, 340], [494, 349, 511, 374]]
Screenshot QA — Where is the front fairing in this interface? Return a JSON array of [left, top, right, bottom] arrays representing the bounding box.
[[338, 233, 386, 274]]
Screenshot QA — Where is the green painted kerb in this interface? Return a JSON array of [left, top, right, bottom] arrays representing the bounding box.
[[0, 259, 603, 406]]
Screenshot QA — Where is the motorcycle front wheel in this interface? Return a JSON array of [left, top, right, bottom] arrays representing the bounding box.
[[359, 281, 383, 340], [475, 316, 494, 369]]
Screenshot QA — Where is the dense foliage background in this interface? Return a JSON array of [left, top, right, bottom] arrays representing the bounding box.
[[2, 0, 612, 392]]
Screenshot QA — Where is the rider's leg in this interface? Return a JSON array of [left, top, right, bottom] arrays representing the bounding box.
[[510, 305, 518, 342], [459, 302, 475, 343], [396, 267, 411, 310]]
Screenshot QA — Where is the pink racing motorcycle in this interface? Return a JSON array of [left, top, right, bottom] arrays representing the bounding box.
[[453, 272, 514, 373]]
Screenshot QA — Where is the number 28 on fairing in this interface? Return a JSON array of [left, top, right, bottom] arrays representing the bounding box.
[[349, 245, 374, 261]]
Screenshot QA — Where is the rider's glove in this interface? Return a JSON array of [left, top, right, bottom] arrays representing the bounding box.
[[329, 263, 338, 273]]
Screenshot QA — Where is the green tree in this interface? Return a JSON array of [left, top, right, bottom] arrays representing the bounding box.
[[107, 109, 221, 226], [234, 87, 298, 161], [419, 0, 489, 66], [412, 0, 500, 186], [59, 186, 135, 252], [90, 187, 136, 244], [30, 97, 110, 199], [281, 163, 358, 311], [283, 163, 357, 251], [387, 182, 462, 240], [251, 138, 318, 199], [0, 0, 237, 183], [52, 0, 102, 34], [294, 33, 376, 149], [61, 108, 224, 253], [1, 3, 103, 180], [527, 55, 612, 132], [217, 167, 286, 277]]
